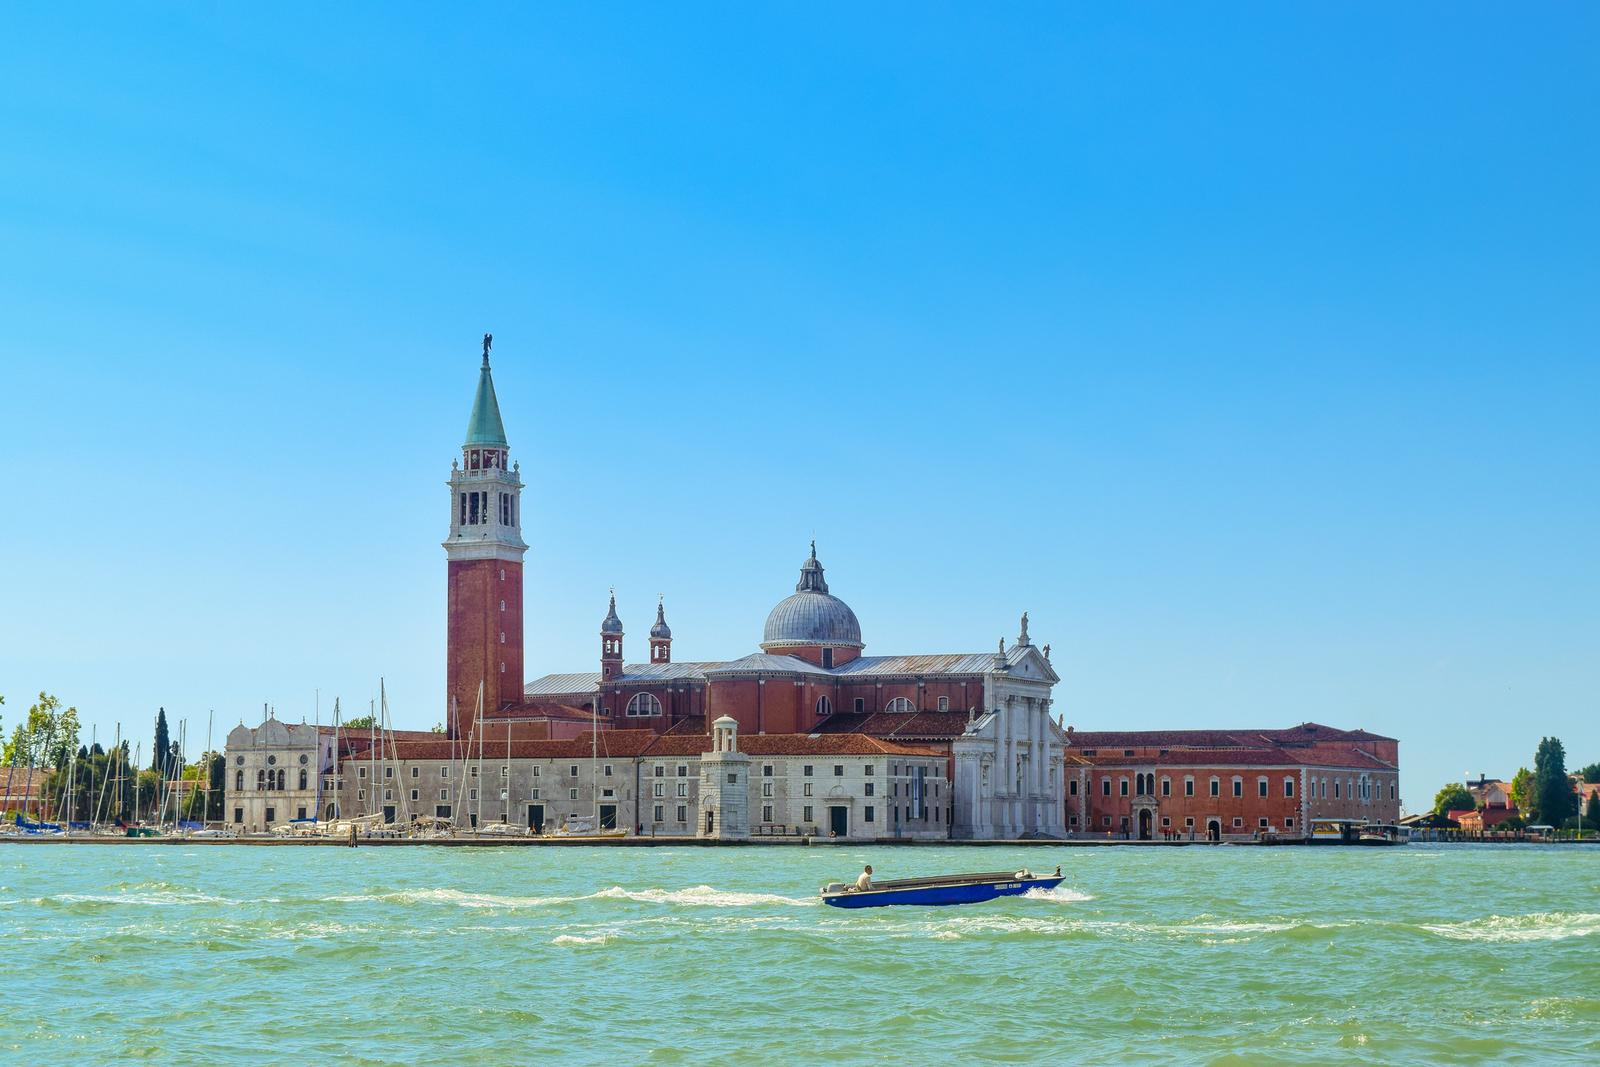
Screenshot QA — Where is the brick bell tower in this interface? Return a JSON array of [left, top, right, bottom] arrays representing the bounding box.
[[444, 333, 527, 740]]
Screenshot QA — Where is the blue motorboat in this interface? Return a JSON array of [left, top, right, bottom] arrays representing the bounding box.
[[821, 867, 1063, 909]]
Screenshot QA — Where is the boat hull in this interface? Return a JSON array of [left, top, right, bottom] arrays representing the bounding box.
[[823, 875, 1063, 909]]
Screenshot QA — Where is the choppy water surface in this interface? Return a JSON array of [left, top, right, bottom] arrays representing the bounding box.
[[2, 844, 1596, 1064]]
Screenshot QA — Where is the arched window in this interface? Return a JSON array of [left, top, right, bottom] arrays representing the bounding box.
[[236, 770, 244, 791], [816, 696, 833, 717], [257, 769, 265, 791], [884, 697, 916, 714], [277, 769, 286, 791], [299, 769, 308, 790], [626, 693, 663, 717]]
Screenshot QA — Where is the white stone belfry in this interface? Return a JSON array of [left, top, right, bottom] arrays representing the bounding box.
[[698, 715, 751, 841]]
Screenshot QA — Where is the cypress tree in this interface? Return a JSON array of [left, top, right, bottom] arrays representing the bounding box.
[[1585, 791, 1599, 825], [1532, 736, 1576, 826], [152, 708, 170, 774]]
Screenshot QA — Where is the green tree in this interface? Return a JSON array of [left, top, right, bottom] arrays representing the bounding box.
[[207, 752, 226, 821], [1532, 736, 1576, 826], [1584, 792, 1600, 825], [1434, 782, 1475, 815], [342, 714, 376, 731], [1510, 767, 1535, 814], [3, 693, 81, 770], [1577, 762, 1600, 784], [152, 708, 170, 774]]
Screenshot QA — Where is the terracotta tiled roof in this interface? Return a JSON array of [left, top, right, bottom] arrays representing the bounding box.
[[1067, 722, 1398, 751], [483, 702, 595, 722], [812, 710, 972, 741], [338, 730, 661, 762], [1079, 745, 1396, 770]]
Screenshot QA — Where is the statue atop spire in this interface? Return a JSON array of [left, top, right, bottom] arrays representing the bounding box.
[[482, 332, 493, 366]]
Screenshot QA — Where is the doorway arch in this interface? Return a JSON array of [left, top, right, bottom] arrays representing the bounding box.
[[1207, 818, 1221, 842], [1138, 808, 1152, 841]]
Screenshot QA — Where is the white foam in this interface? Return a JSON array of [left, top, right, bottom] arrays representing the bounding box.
[[1420, 912, 1600, 943], [551, 933, 611, 946], [1021, 885, 1094, 903]]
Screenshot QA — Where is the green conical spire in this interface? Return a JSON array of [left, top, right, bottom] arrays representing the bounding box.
[[464, 336, 508, 447]]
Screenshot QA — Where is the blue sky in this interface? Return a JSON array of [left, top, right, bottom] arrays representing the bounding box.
[[2, 5, 1597, 805]]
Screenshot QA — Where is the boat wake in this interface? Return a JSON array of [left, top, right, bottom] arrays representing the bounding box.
[[1020, 885, 1094, 903], [325, 884, 815, 910]]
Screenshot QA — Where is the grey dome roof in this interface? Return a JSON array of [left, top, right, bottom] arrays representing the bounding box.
[[650, 599, 672, 640], [760, 544, 863, 650], [600, 592, 623, 634]]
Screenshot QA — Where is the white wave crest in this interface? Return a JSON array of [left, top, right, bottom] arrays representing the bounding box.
[[551, 933, 611, 946], [1421, 912, 1600, 943]]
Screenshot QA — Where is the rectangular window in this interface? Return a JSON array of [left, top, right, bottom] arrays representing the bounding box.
[[762, 765, 773, 777], [1285, 778, 1295, 797], [441, 766, 449, 778], [385, 767, 393, 779], [834, 765, 844, 777], [1185, 817, 1194, 827], [1285, 817, 1295, 828], [1258, 778, 1268, 798], [854, 698, 865, 713], [532, 766, 540, 777], [864, 806, 875, 823], [654, 805, 664, 822], [358, 767, 366, 779], [410, 789, 419, 802], [803, 805, 813, 822], [1161, 777, 1171, 797], [677, 782, 687, 797], [1233, 817, 1243, 828], [654, 765, 664, 777], [234, 807, 243, 823], [803, 765, 813, 777], [569, 789, 578, 801], [822, 648, 833, 669], [863, 766, 873, 776], [1259, 818, 1269, 828], [1069, 779, 1078, 796], [762, 782, 773, 798], [569, 765, 579, 778], [938, 696, 949, 711], [654, 782, 664, 798], [500, 765, 509, 778], [531, 788, 539, 800], [469, 788, 478, 801], [726, 773, 738, 784], [762, 805, 774, 823], [1119, 779, 1128, 796], [1210, 779, 1220, 798], [864, 782, 874, 797], [410, 767, 418, 779], [1233, 779, 1243, 798], [677, 765, 687, 777], [439, 789, 449, 801], [1185, 777, 1194, 797], [603, 765, 613, 777], [1102, 778, 1111, 796], [803, 783, 813, 797]]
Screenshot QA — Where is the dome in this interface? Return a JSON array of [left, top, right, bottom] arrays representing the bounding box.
[[650, 598, 672, 640], [760, 544, 863, 651], [600, 592, 623, 634]]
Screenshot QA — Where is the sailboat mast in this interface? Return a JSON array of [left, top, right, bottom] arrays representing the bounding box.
[[475, 682, 484, 830]]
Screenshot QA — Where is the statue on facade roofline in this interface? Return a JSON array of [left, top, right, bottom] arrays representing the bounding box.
[[1018, 611, 1030, 646]]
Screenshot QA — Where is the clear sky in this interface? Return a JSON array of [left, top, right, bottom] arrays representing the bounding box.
[[2, 5, 1597, 807]]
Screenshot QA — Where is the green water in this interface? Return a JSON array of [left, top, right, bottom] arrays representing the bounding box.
[[2, 843, 1596, 1065]]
